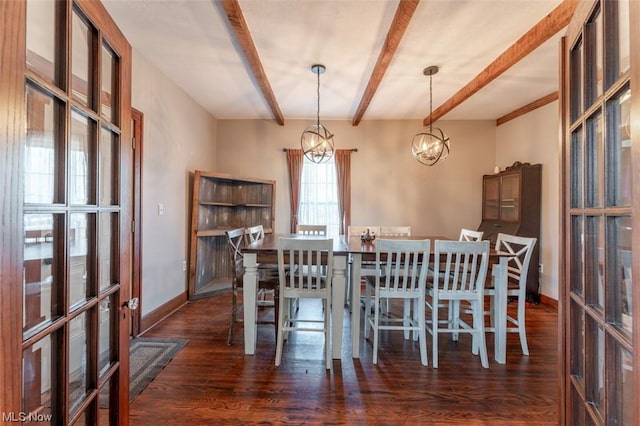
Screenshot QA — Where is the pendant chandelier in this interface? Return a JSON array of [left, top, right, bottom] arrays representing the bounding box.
[[411, 65, 450, 166], [301, 64, 335, 163]]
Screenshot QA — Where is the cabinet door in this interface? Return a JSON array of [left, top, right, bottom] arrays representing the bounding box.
[[483, 175, 500, 220], [500, 172, 520, 222]]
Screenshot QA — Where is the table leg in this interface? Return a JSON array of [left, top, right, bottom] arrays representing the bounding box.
[[243, 252, 258, 355], [332, 254, 346, 359], [493, 257, 508, 364], [351, 253, 362, 359]]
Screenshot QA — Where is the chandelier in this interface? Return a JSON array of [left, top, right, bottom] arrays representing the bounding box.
[[301, 64, 335, 163], [411, 66, 450, 166]]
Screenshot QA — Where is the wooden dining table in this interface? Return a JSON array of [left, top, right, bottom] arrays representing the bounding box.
[[242, 233, 349, 359], [346, 235, 513, 364]]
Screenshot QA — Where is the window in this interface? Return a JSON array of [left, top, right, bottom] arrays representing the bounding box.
[[298, 155, 340, 237]]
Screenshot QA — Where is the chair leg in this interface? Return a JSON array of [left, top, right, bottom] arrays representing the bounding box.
[[227, 282, 238, 345], [403, 299, 411, 340], [325, 294, 332, 370], [372, 292, 380, 365], [418, 296, 428, 366], [451, 300, 460, 341], [473, 300, 489, 368], [275, 294, 286, 366], [432, 299, 439, 368], [364, 282, 372, 340], [273, 287, 279, 339], [517, 298, 529, 356]]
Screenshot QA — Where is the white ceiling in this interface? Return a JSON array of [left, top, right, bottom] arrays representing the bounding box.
[[102, 0, 564, 123]]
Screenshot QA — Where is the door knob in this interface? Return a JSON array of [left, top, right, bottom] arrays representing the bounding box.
[[124, 297, 139, 310]]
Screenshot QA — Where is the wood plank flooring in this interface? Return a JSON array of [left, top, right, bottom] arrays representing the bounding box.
[[130, 295, 558, 425]]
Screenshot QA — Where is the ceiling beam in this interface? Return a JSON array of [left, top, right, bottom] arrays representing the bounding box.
[[221, 0, 285, 125], [351, 0, 420, 126], [424, 0, 578, 126], [496, 91, 558, 126]]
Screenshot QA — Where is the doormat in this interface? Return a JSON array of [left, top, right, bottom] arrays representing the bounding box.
[[128, 337, 188, 402]]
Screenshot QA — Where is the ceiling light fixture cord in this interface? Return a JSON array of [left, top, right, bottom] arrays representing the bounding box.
[[429, 73, 433, 133], [316, 67, 321, 128]]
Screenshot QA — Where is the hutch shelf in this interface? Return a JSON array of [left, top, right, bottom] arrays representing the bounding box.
[[188, 171, 275, 300]]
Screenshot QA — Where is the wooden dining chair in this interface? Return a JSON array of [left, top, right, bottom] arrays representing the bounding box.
[[364, 239, 431, 366], [275, 237, 334, 369], [483, 233, 536, 356], [225, 228, 280, 345], [246, 224, 279, 308], [296, 224, 327, 236], [426, 239, 490, 368]]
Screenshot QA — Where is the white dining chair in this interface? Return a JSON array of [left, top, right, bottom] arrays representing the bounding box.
[[364, 238, 430, 366], [426, 239, 490, 368], [483, 233, 536, 356], [459, 228, 484, 241], [379, 226, 412, 237], [378, 226, 412, 322], [275, 237, 334, 369], [445, 228, 485, 335], [296, 224, 327, 236], [246, 224, 266, 243]]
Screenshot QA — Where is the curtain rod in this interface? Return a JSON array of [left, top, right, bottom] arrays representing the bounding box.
[[282, 148, 357, 152]]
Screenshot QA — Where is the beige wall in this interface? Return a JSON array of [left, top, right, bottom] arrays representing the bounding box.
[[496, 101, 560, 300], [216, 118, 496, 239], [131, 50, 218, 314]]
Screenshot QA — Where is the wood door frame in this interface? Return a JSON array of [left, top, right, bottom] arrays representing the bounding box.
[[131, 108, 143, 337], [0, 0, 27, 414]]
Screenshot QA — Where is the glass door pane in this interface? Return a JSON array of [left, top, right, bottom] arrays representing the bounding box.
[[71, 9, 95, 107], [26, 0, 57, 85]]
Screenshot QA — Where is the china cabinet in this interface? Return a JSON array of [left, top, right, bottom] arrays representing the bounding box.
[[188, 171, 275, 299], [477, 161, 542, 302]]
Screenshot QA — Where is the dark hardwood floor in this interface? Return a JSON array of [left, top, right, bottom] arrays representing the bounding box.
[[130, 294, 558, 425]]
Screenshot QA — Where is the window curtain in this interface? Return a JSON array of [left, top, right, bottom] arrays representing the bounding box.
[[285, 149, 304, 233], [334, 149, 352, 236]]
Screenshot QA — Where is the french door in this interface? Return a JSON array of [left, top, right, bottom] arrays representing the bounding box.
[[561, 0, 639, 424], [1, 1, 132, 424]]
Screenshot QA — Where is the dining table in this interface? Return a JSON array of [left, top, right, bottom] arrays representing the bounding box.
[[346, 234, 513, 364], [242, 233, 349, 358], [243, 233, 513, 365]]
